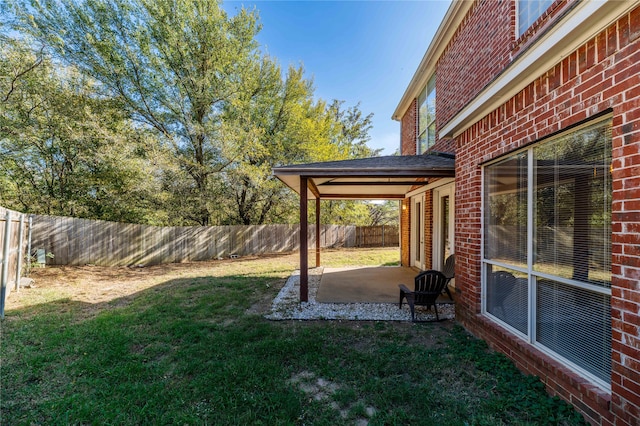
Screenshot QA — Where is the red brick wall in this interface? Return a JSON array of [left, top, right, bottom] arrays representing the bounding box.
[[610, 7, 640, 426], [436, 0, 514, 127], [453, 7, 640, 425], [437, 0, 574, 129], [401, 99, 417, 155], [400, 199, 410, 267], [398, 1, 574, 156], [424, 191, 433, 270]]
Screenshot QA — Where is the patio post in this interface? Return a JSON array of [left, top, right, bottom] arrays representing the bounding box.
[[300, 177, 308, 302], [316, 198, 321, 267]]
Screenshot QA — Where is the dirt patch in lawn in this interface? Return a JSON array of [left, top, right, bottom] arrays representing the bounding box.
[[6, 252, 298, 313]]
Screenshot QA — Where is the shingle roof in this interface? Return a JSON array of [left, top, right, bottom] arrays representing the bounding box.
[[273, 153, 455, 200], [274, 154, 454, 174]]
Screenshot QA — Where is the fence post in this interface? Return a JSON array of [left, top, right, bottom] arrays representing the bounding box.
[[15, 214, 25, 291], [26, 215, 32, 276], [1, 210, 12, 318], [382, 225, 385, 247]]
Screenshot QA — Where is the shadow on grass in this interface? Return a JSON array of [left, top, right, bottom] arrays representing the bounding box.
[[1, 271, 587, 425]]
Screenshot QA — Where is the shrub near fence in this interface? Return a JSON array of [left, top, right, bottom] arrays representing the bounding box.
[[31, 214, 399, 267]]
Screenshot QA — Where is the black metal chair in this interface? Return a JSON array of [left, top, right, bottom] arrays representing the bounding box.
[[441, 254, 455, 299], [398, 270, 448, 321]]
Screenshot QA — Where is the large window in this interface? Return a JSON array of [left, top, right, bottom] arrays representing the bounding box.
[[483, 119, 612, 387], [418, 74, 436, 154], [518, 0, 553, 35]]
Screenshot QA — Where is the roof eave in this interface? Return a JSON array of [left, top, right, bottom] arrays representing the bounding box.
[[273, 168, 454, 177]]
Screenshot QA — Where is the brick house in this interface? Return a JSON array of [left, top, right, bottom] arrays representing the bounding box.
[[274, 0, 639, 423], [391, 0, 640, 424]]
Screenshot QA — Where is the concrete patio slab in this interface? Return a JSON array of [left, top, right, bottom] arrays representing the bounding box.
[[317, 266, 453, 304], [265, 267, 455, 321]]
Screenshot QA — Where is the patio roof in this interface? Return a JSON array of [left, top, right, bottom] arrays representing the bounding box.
[[272, 152, 455, 303], [273, 153, 455, 200]]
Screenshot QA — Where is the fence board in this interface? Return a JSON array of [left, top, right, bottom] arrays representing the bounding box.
[[29, 214, 398, 267], [0, 207, 30, 312]]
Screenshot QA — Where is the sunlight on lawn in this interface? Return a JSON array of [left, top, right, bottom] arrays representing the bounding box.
[[6, 248, 399, 311]]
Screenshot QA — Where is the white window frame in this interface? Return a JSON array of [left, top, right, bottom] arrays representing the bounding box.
[[433, 183, 455, 272], [517, 0, 554, 36], [411, 193, 426, 270], [481, 117, 612, 391], [417, 74, 436, 154]]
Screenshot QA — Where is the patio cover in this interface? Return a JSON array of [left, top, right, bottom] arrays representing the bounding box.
[[272, 153, 455, 302], [273, 153, 455, 200]]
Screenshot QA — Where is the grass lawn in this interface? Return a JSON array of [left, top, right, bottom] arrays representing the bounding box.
[[1, 248, 586, 425]]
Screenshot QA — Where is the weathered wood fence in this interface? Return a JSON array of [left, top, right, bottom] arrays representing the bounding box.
[[354, 225, 400, 248], [30, 214, 399, 267], [0, 207, 30, 316]]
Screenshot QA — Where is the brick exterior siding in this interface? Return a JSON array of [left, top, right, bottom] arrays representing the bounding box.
[[452, 8, 640, 426], [399, 2, 640, 425], [400, 199, 410, 267], [436, 0, 514, 127], [401, 99, 417, 155]]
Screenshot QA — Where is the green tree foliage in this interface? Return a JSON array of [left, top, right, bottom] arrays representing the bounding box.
[[310, 101, 382, 226], [367, 201, 400, 226], [17, 0, 261, 224], [0, 39, 164, 223], [218, 61, 326, 225], [4, 0, 384, 226]]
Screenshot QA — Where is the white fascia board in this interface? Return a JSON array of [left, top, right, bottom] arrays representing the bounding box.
[[440, 0, 636, 139]]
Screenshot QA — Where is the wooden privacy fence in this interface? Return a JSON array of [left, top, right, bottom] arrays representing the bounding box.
[[0, 207, 30, 317], [31, 214, 399, 267], [354, 225, 399, 248]]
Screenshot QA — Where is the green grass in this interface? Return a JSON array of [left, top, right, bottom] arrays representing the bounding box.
[[1, 249, 586, 425]]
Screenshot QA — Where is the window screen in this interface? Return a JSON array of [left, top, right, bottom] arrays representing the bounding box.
[[533, 124, 612, 287], [486, 265, 528, 334], [484, 152, 528, 267], [537, 279, 611, 383], [483, 119, 612, 387]]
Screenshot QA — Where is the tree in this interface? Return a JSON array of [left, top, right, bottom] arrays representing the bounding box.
[[16, 0, 261, 224], [0, 40, 164, 223], [327, 100, 377, 159], [367, 201, 400, 226], [9, 0, 381, 226], [311, 100, 383, 226], [218, 62, 381, 225]]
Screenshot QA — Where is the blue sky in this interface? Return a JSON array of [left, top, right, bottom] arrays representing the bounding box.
[[223, 0, 452, 155]]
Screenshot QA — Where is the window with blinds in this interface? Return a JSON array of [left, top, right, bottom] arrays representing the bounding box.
[[483, 119, 612, 387]]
